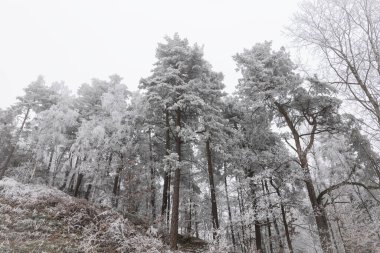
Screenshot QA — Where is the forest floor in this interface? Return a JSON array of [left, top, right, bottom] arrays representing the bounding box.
[[0, 177, 209, 253]]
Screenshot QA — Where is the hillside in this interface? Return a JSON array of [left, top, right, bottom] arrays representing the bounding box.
[[0, 178, 207, 253]]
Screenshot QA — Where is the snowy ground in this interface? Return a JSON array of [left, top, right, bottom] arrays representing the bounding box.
[[0, 177, 214, 253], [0, 177, 169, 253]]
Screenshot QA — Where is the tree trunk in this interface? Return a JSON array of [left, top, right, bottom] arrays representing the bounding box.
[[113, 166, 122, 208], [250, 180, 262, 252], [236, 177, 247, 251], [281, 205, 293, 253], [63, 155, 80, 191], [59, 154, 72, 190], [148, 129, 156, 221], [85, 184, 92, 200], [186, 199, 192, 236], [186, 169, 193, 236], [74, 173, 83, 197], [169, 109, 181, 250], [262, 181, 273, 253], [195, 208, 199, 238], [304, 173, 332, 253], [224, 167, 236, 248], [255, 221, 262, 252], [0, 106, 30, 179], [47, 148, 55, 185], [161, 110, 171, 217], [331, 198, 348, 253], [270, 178, 293, 253], [264, 180, 284, 253], [47, 148, 54, 173], [327, 215, 339, 253], [106, 152, 113, 176], [167, 173, 171, 226], [68, 173, 75, 193], [266, 218, 274, 253], [161, 171, 169, 215], [52, 147, 68, 187], [206, 138, 219, 240]]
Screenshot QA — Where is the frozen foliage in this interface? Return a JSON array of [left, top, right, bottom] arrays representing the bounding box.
[[0, 177, 70, 202]]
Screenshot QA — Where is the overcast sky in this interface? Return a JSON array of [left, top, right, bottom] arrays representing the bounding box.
[[0, 0, 301, 109]]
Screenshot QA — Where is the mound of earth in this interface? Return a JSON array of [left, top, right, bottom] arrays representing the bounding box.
[[0, 177, 210, 253]]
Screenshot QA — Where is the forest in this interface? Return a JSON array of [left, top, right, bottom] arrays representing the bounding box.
[[1, 0, 380, 252]]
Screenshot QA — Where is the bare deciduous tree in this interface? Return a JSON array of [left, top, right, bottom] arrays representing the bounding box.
[[289, 0, 380, 128]]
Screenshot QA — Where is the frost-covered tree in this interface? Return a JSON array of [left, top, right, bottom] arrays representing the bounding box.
[[142, 33, 228, 249], [0, 76, 57, 179], [70, 75, 131, 205], [221, 95, 298, 253], [0, 108, 16, 166], [234, 42, 342, 253], [28, 83, 79, 185]]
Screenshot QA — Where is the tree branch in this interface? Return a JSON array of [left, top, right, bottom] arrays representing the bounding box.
[[317, 181, 380, 205]]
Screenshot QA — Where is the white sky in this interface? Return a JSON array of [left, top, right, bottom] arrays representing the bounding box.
[[0, 0, 301, 109]]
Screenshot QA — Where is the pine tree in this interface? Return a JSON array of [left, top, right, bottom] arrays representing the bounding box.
[[234, 42, 341, 253], [0, 76, 57, 179], [142, 33, 227, 249]]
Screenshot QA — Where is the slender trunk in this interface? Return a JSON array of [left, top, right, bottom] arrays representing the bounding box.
[[148, 129, 156, 221], [47, 148, 55, 185], [30, 160, 37, 181], [195, 208, 199, 238], [250, 180, 262, 252], [266, 218, 273, 253], [255, 221, 262, 252], [85, 184, 92, 200], [47, 148, 54, 173], [161, 171, 170, 215], [106, 153, 113, 176], [113, 166, 122, 208], [74, 156, 87, 197], [264, 180, 284, 252], [169, 109, 181, 250], [273, 218, 284, 253], [113, 171, 120, 195], [236, 177, 246, 251], [52, 148, 67, 187], [68, 173, 75, 193], [167, 173, 171, 227], [74, 173, 83, 197], [59, 154, 73, 190], [55, 148, 66, 172], [162, 110, 171, 217], [261, 181, 273, 253], [0, 106, 30, 179], [206, 138, 219, 240], [186, 169, 192, 236], [331, 198, 348, 253], [224, 166, 236, 248], [304, 174, 332, 253], [327, 215, 339, 253], [186, 199, 192, 236], [66, 156, 80, 192], [270, 178, 293, 253]]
